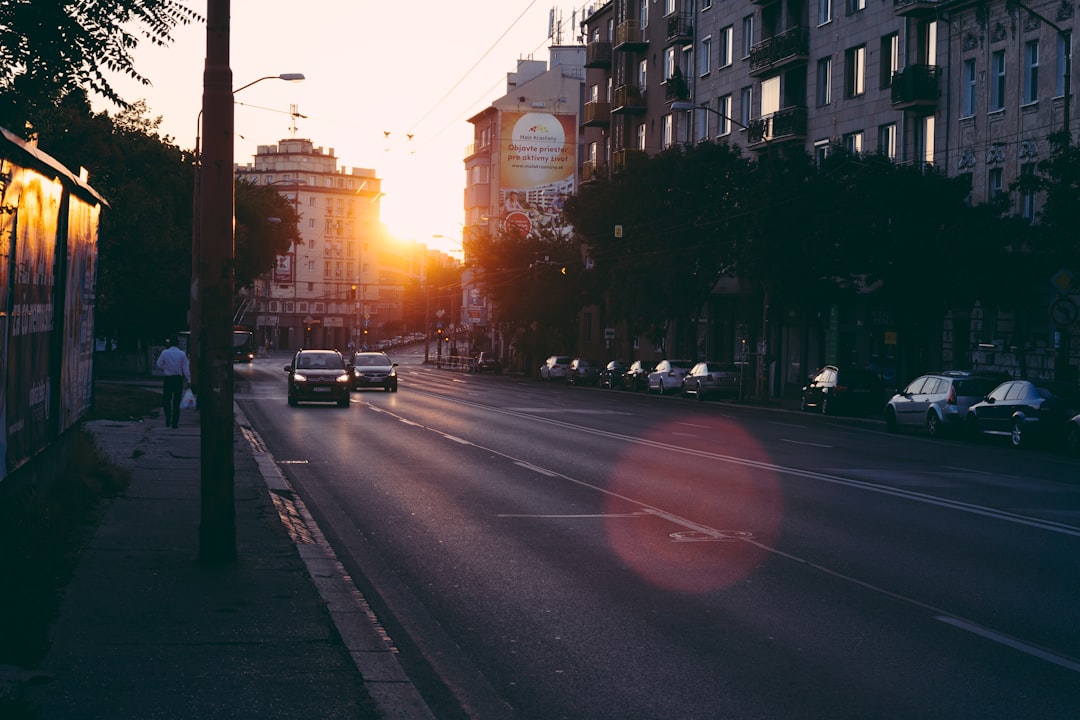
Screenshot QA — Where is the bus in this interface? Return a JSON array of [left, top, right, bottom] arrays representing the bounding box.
[[232, 327, 255, 362]]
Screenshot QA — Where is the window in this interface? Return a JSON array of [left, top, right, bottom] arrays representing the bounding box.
[[700, 36, 712, 75], [637, 123, 647, 151], [742, 15, 754, 58], [818, 0, 832, 25], [1021, 163, 1036, 220], [665, 46, 677, 81], [639, 0, 648, 28], [990, 50, 1006, 111], [695, 105, 709, 142], [665, 0, 675, 16], [814, 140, 830, 165], [962, 59, 977, 117], [740, 86, 753, 128], [881, 33, 898, 89], [918, 115, 935, 168], [844, 131, 864, 155], [662, 114, 674, 149], [638, 59, 648, 89], [720, 26, 733, 68], [847, 0, 865, 14], [817, 57, 832, 106], [702, 0, 712, 9], [878, 123, 897, 160], [989, 167, 1004, 199], [718, 94, 732, 135], [1056, 33, 1069, 97], [845, 45, 866, 97], [1023, 40, 1039, 105]]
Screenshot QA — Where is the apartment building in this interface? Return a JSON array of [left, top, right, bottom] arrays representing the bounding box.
[[579, 0, 1077, 388], [235, 138, 396, 351]]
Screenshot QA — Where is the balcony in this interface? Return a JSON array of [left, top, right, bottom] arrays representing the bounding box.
[[893, 0, 943, 17], [585, 41, 612, 68], [614, 20, 648, 52], [666, 13, 693, 45], [582, 160, 608, 184], [583, 101, 612, 127], [612, 148, 647, 174], [612, 84, 647, 114], [749, 27, 810, 77], [747, 106, 808, 149], [891, 65, 939, 111], [664, 74, 691, 104]]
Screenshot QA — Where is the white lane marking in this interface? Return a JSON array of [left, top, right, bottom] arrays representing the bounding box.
[[678, 422, 712, 429], [359, 399, 1080, 672], [935, 616, 1080, 673], [781, 438, 834, 448]]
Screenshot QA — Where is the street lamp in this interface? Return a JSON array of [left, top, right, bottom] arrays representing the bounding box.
[[194, 25, 306, 563]]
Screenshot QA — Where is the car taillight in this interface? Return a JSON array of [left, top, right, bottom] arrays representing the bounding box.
[[835, 384, 848, 392], [946, 386, 957, 405]]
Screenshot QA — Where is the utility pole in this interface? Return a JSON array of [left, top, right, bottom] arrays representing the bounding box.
[[198, 0, 236, 562]]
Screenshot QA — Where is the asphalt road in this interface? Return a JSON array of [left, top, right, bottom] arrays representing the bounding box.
[[236, 349, 1080, 719]]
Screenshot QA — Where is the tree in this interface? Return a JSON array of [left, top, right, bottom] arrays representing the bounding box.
[[234, 180, 302, 291], [0, 0, 200, 134]]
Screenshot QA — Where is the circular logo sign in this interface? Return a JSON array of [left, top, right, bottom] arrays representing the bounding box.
[[505, 211, 532, 236]]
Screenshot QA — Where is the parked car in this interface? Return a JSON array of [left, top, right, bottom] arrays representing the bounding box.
[[800, 365, 884, 416], [599, 360, 630, 389], [539, 355, 571, 381], [885, 370, 1010, 437], [623, 360, 659, 392], [474, 351, 501, 373], [566, 358, 601, 385], [965, 379, 1080, 448], [348, 351, 398, 392], [1067, 413, 1080, 455], [681, 361, 743, 401], [647, 359, 694, 395], [285, 349, 351, 407]]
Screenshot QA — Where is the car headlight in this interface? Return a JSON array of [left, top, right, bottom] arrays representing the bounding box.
[[388, 368, 397, 377], [293, 372, 308, 382], [336, 373, 350, 383]]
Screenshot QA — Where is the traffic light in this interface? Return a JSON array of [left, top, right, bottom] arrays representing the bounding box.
[[350, 284, 357, 299]]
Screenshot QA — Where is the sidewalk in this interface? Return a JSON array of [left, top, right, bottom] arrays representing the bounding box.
[[25, 399, 435, 719]]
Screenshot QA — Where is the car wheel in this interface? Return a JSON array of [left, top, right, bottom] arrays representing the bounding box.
[[1011, 419, 1024, 448], [926, 412, 941, 438], [965, 414, 981, 441], [384, 384, 392, 392], [885, 408, 898, 433], [288, 395, 298, 407], [695, 382, 704, 401], [658, 381, 666, 395], [820, 395, 829, 415], [800, 395, 809, 412], [337, 397, 350, 407], [391, 385, 398, 393]]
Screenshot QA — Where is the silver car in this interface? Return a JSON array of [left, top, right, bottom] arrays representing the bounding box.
[[681, 361, 743, 400], [885, 371, 1008, 437], [647, 359, 694, 395]]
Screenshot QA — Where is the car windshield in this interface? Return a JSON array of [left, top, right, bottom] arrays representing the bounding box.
[[353, 354, 390, 367], [297, 353, 340, 369]]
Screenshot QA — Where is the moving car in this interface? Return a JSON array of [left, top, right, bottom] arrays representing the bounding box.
[[623, 360, 659, 392], [599, 360, 630, 389], [285, 349, 351, 407], [647, 359, 694, 395], [539, 355, 571, 381], [348, 351, 398, 392], [681, 361, 743, 401], [885, 370, 1010, 437], [566, 358, 601, 386], [965, 379, 1080, 448], [801, 365, 884, 416]]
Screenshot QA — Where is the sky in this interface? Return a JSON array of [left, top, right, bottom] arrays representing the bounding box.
[[96, 0, 592, 257]]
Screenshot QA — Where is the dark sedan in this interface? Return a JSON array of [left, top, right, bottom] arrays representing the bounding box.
[[599, 360, 630, 389], [623, 360, 659, 392], [566, 358, 601, 386], [965, 379, 1080, 448], [801, 365, 884, 416], [285, 349, 351, 407], [348, 351, 398, 392]]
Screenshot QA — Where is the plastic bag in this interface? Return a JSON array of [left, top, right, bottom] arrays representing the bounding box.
[[180, 388, 196, 409]]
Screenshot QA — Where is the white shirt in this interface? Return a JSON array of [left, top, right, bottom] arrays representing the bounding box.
[[157, 346, 191, 382]]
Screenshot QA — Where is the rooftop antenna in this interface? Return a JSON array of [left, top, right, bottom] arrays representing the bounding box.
[[289, 104, 301, 137]]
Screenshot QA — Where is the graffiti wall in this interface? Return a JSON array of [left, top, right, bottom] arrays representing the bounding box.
[[1, 127, 105, 479]]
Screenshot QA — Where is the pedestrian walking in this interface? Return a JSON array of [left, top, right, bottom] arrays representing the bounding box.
[[156, 338, 191, 428]]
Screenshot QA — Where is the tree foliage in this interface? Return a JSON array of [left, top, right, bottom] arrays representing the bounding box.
[[234, 180, 302, 291], [0, 0, 200, 133]]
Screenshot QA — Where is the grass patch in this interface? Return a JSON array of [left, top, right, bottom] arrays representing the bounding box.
[[85, 382, 162, 422]]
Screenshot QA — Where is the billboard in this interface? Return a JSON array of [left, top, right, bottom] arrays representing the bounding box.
[[498, 111, 577, 237]]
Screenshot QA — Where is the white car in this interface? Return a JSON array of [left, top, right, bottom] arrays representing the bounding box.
[[539, 355, 571, 381], [647, 359, 694, 395]]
